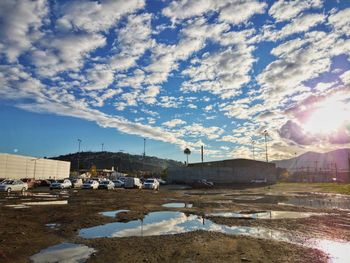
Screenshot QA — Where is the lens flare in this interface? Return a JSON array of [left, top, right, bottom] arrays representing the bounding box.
[[303, 95, 350, 134]]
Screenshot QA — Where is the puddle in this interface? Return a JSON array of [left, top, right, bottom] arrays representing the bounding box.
[[5, 204, 29, 209], [29, 243, 95, 263], [22, 192, 59, 198], [232, 196, 264, 201], [23, 200, 68, 206], [279, 196, 350, 210], [101, 209, 130, 218], [46, 223, 61, 229], [206, 211, 322, 220], [184, 192, 223, 196], [79, 211, 349, 262], [162, 203, 193, 208]]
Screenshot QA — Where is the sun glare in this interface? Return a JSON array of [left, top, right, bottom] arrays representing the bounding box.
[[303, 95, 350, 134]]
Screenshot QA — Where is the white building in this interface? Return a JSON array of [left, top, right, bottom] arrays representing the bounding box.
[[0, 153, 70, 180]]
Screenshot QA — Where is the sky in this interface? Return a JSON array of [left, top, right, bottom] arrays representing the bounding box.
[[0, 0, 350, 163]]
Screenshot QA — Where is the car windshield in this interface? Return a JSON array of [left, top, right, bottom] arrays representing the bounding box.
[[145, 179, 155, 183], [101, 181, 109, 184], [56, 180, 64, 183], [3, 180, 14, 185]]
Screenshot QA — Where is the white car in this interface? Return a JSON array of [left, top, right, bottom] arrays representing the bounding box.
[[81, 180, 99, 189], [0, 179, 28, 193], [143, 178, 160, 190], [71, 178, 83, 188], [124, 177, 142, 189], [50, 179, 72, 190]]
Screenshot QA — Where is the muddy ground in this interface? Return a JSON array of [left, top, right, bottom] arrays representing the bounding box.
[[0, 183, 349, 262]]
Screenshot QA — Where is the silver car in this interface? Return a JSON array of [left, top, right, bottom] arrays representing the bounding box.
[[0, 179, 28, 193]]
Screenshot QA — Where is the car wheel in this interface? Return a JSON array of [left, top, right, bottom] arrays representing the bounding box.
[[7, 188, 11, 194], [21, 187, 26, 193]]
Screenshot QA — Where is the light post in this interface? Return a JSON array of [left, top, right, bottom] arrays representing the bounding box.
[[77, 139, 82, 176], [30, 158, 41, 179], [263, 130, 269, 163]]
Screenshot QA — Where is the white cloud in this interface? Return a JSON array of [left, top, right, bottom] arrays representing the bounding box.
[[269, 0, 323, 22], [162, 119, 187, 128], [32, 33, 106, 77], [328, 8, 350, 37], [183, 123, 224, 140], [110, 13, 154, 72], [56, 0, 145, 33], [163, 0, 267, 25], [340, 70, 350, 85], [0, 0, 48, 62], [218, 1, 267, 24], [181, 44, 255, 98], [139, 86, 160, 104], [261, 13, 325, 41]]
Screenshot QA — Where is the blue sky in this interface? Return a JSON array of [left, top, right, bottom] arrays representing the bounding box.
[[0, 0, 350, 163]]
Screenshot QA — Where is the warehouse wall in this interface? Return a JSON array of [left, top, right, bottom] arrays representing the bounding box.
[[168, 162, 277, 184], [0, 153, 70, 180]]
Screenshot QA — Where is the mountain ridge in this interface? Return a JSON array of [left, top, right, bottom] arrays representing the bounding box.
[[274, 148, 350, 171]]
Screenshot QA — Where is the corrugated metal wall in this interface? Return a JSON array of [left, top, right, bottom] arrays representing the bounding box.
[[0, 153, 70, 180], [168, 165, 277, 184]]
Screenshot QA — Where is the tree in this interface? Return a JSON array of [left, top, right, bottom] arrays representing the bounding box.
[[184, 148, 191, 165]]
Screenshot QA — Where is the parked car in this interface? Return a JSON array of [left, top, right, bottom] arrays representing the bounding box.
[[250, 178, 267, 183], [50, 179, 72, 190], [124, 177, 142, 189], [143, 178, 160, 190], [81, 180, 99, 189], [21, 178, 36, 189], [113, 179, 124, 188], [71, 178, 83, 188], [0, 179, 28, 193], [98, 180, 114, 190]]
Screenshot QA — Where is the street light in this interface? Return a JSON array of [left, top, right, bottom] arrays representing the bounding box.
[[77, 139, 82, 176], [263, 130, 269, 163], [30, 158, 41, 179]]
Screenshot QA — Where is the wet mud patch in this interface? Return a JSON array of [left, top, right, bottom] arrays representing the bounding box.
[[81, 231, 327, 263]]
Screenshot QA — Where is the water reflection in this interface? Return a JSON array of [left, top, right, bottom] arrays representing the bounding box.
[[206, 211, 322, 219], [280, 196, 350, 210], [162, 203, 193, 208], [30, 243, 95, 263], [79, 211, 350, 263], [79, 211, 301, 239]]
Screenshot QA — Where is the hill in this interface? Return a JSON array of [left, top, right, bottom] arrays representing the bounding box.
[[51, 151, 184, 175], [274, 148, 350, 172]]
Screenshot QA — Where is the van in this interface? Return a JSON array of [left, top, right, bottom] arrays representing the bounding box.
[[124, 177, 142, 189]]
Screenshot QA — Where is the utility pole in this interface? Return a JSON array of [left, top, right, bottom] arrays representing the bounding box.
[[101, 143, 104, 152], [142, 138, 146, 174], [201, 145, 204, 164], [143, 138, 146, 159], [263, 130, 269, 162], [77, 139, 82, 176]]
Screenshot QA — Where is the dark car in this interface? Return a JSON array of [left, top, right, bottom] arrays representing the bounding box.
[[21, 178, 36, 189], [98, 180, 114, 190]]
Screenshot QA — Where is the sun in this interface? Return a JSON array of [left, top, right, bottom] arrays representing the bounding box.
[[303, 95, 350, 134]]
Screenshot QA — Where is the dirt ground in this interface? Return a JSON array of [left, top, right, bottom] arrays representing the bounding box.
[[1, 183, 349, 262]]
